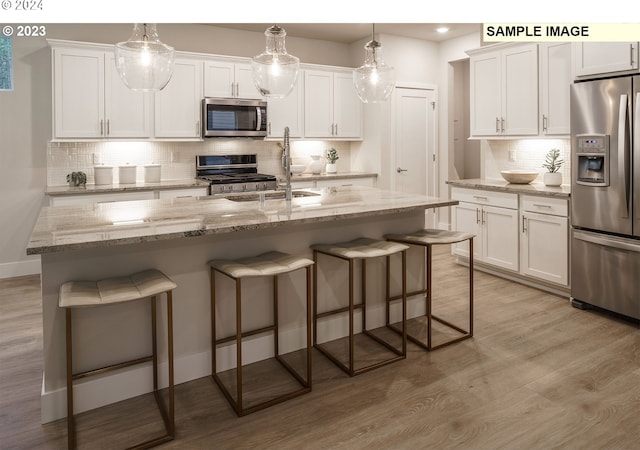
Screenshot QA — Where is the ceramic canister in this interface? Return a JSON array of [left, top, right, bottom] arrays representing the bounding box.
[[118, 165, 137, 184], [94, 165, 114, 185], [144, 164, 161, 183]]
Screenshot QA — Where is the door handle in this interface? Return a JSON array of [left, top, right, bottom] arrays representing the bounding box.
[[396, 167, 408, 173], [618, 94, 630, 218]]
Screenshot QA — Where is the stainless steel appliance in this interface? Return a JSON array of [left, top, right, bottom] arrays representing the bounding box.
[[196, 154, 277, 195], [570, 75, 640, 320], [202, 98, 267, 138]]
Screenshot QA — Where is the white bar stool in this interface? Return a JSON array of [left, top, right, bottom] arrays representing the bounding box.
[[311, 237, 409, 376], [385, 229, 475, 350], [58, 269, 176, 450], [209, 251, 314, 416]]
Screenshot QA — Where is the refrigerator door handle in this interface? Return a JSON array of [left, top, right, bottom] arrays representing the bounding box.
[[618, 94, 630, 218], [574, 230, 640, 253]]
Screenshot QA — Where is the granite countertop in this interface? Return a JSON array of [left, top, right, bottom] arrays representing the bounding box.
[[27, 186, 456, 255], [447, 178, 571, 198], [46, 179, 210, 196], [290, 172, 378, 181]]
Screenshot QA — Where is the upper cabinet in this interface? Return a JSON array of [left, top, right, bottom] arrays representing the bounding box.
[[52, 44, 152, 139], [539, 42, 572, 136], [203, 59, 262, 100], [154, 57, 203, 139], [304, 69, 362, 140], [574, 42, 639, 78], [267, 71, 304, 139], [469, 43, 539, 137]]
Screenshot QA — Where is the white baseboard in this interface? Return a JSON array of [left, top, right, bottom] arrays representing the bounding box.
[[40, 298, 427, 424], [0, 258, 41, 279]]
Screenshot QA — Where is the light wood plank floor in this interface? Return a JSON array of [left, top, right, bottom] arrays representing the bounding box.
[[1, 248, 639, 449]]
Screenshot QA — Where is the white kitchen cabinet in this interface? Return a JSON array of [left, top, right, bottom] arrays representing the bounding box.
[[469, 43, 538, 137], [304, 69, 362, 139], [539, 43, 572, 136], [451, 188, 519, 271], [203, 59, 262, 99], [520, 195, 569, 286], [154, 58, 203, 139], [267, 72, 304, 138], [315, 177, 376, 188], [574, 42, 639, 78], [52, 45, 151, 139], [49, 191, 155, 206]]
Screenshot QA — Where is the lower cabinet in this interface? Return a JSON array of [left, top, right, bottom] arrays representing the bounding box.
[[49, 187, 208, 206], [519, 195, 569, 286], [451, 187, 569, 288]]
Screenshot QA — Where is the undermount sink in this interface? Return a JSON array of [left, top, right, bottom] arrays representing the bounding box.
[[225, 190, 320, 202]]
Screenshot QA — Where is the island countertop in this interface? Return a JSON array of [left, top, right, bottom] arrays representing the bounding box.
[[27, 186, 457, 255]]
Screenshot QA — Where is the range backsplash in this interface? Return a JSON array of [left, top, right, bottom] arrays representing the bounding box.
[[47, 140, 352, 186]]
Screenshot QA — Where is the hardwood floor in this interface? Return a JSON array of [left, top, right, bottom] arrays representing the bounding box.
[[1, 248, 639, 449]]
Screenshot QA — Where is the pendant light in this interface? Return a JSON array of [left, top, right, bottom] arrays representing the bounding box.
[[353, 24, 395, 103], [251, 25, 300, 98], [115, 23, 175, 91]]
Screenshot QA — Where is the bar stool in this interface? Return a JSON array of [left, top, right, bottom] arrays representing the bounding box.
[[311, 237, 409, 376], [209, 251, 313, 416], [59, 269, 176, 450], [385, 229, 475, 350]]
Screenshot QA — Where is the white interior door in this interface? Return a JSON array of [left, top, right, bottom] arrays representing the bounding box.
[[393, 87, 437, 227]]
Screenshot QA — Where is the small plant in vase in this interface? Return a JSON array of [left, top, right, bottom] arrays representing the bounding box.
[[542, 148, 564, 186], [326, 148, 339, 174]]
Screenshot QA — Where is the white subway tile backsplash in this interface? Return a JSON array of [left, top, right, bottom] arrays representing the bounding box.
[[47, 140, 352, 186]]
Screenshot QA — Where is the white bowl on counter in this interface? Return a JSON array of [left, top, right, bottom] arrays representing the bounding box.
[[290, 164, 306, 175], [118, 165, 137, 184], [500, 170, 539, 184], [94, 165, 113, 185]]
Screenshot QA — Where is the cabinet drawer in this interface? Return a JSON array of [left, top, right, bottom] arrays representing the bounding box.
[[157, 188, 208, 199], [521, 195, 568, 216], [451, 187, 518, 209]]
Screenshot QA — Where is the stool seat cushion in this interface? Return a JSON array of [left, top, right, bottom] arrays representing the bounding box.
[[209, 251, 314, 278], [385, 229, 475, 246], [311, 237, 409, 260], [59, 269, 177, 308]]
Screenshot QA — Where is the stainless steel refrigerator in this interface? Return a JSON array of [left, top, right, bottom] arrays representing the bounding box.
[[570, 75, 640, 320]]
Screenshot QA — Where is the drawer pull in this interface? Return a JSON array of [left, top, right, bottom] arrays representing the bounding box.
[[473, 196, 488, 201], [532, 203, 552, 208]]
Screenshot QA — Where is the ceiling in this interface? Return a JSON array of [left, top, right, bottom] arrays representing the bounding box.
[[211, 23, 481, 44]]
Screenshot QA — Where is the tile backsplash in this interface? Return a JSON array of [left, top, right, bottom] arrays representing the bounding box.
[[47, 140, 352, 186], [481, 138, 571, 185]]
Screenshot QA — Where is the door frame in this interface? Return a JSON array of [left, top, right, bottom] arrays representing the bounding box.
[[390, 82, 439, 225]]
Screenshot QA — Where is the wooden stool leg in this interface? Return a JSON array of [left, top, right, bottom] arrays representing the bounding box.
[[402, 250, 407, 356], [210, 267, 217, 376], [306, 266, 312, 388], [313, 251, 318, 347], [348, 258, 354, 375], [426, 244, 433, 350], [65, 308, 74, 450], [151, 296, 157, 391], [235, 278, 243, 415], [469, 238, 474, 338], [167, 290, 175, 437], [273, 275, 279, 357]]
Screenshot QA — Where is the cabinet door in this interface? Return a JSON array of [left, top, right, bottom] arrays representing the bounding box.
[[502, 44, 538, 135], [267, 73, 303, 138], [304, 70, 334, 137], [234, 62, 263, 99], [53, 48, 104, 138], [539, 43, 571, 135], [203, 60, 234, 98], [575, 42, 639, 77], [105, 54, 152, 138], [155, 58, 203, 138], [470, 50, 501, 136], [483, 205, 519, 271], [333, 72, 362, 138], [520, 211, 568, 285], [452, 202, 482, 260]]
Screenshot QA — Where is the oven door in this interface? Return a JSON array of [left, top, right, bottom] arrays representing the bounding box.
[[202, 98, 267, 137]]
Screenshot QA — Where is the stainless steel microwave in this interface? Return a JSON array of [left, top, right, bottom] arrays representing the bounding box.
[[202, 98, 267, 138]]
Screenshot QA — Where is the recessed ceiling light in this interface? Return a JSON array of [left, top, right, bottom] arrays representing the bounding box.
[[436, 27, 449, 33]]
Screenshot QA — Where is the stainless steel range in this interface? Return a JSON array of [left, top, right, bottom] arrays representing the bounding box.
[[196, 154, 278, 195]]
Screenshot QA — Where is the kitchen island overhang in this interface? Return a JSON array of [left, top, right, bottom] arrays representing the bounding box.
[[27, 186, 457, 423]]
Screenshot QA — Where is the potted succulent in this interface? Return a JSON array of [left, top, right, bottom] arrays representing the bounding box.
[[542, 148, 564, 186], [66, 171, 87, 187], [325, 148, 339, 174]]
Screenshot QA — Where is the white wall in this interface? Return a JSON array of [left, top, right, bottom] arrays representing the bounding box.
[[0, 24, 353, 278]]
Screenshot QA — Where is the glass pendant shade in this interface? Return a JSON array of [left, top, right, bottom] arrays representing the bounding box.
[[251, 25, 300, 98], [353, 39, 395, 103], [115, 23, 175, 91]]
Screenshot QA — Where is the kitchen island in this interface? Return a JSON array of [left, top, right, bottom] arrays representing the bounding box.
[[27, 186, 457, 423]]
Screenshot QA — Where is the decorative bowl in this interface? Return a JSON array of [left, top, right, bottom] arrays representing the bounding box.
[[290, 164, 306, 174], [500, 170, 539, 184]]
